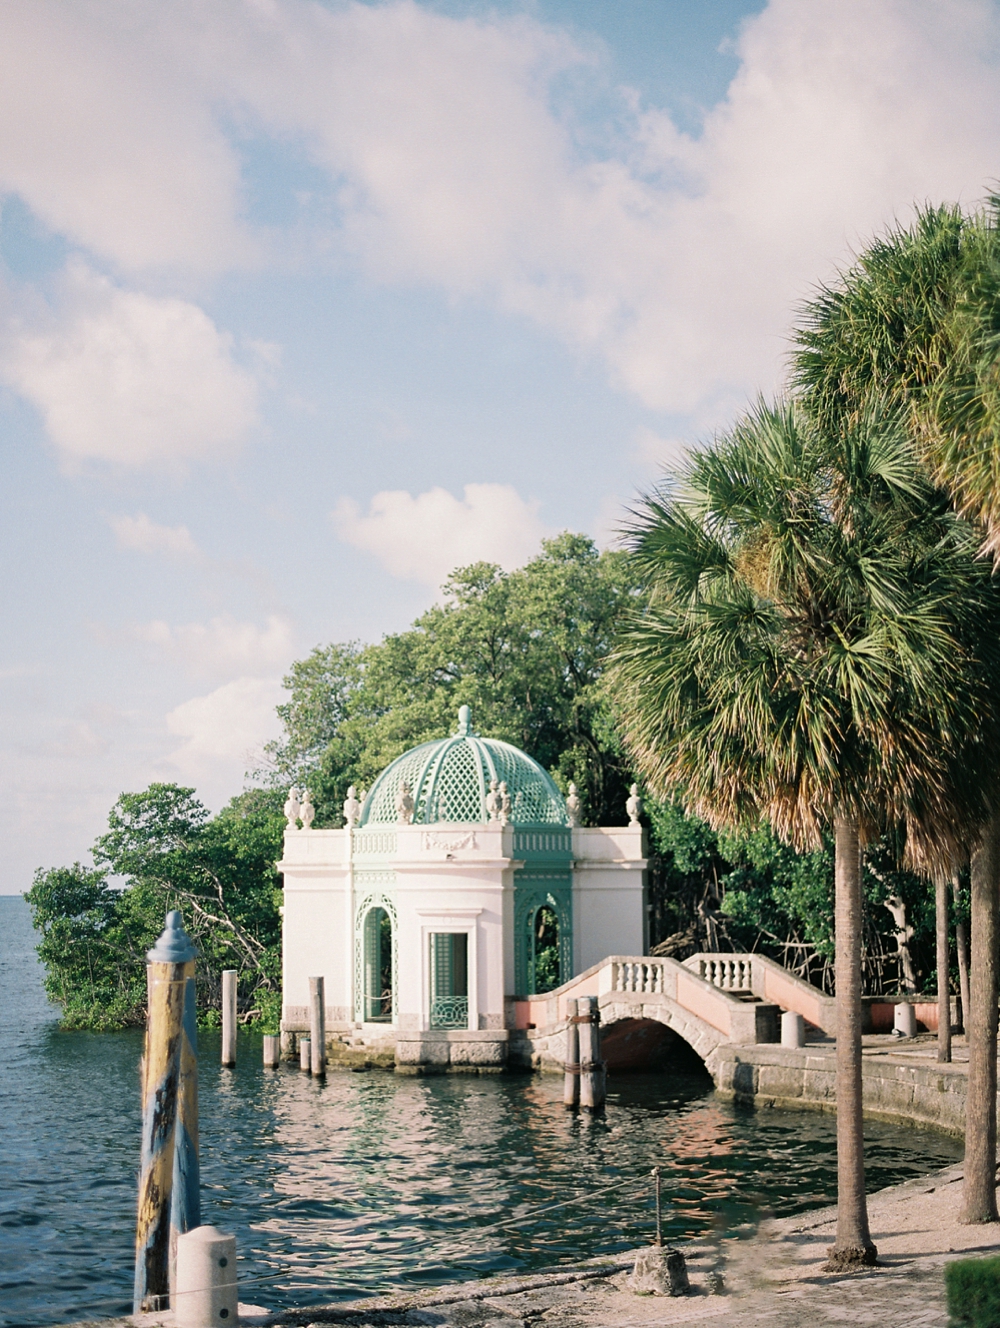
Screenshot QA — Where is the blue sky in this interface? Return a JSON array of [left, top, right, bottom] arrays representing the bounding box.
[[2, 0, 1000, 891]]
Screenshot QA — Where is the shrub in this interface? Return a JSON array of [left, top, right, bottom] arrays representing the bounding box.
[[947, 1255, 1000, 1327]]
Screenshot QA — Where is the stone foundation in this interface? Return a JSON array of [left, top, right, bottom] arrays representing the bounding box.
[[395, 1029, 509, 1072]]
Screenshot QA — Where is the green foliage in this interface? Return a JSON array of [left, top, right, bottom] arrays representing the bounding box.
[[263, 534, 641, 827], [26, 863, 154, 1029], [793, 199, 1000, 554], [27, 784, 286, 1029], [647, 799, 941, 992], [946, 1255, 1000, 1327], [612, 399, 1000, 880]]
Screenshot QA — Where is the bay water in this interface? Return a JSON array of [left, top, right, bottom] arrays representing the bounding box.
[[0, 895, 963, 1327]]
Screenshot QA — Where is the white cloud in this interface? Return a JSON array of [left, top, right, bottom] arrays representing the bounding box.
[[0, 2, 252, 272], [633, 427, 691, 471], [2, 0, 1000, 428], [193, 0, 1000, 418], [165, 676, 284, 779], [334, 482, 548, 587], [135, 614, 295, 680], [0, 261, 258, 467], [110, 512, 200, 559]]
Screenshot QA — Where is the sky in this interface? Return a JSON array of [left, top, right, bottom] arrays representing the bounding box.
[[4, 0, 1000, 892]]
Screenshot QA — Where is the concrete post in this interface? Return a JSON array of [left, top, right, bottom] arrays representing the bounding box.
[[578, 995, 605, 1112], [563, 998, 580, 1108], [894, 1002, 917, 1037], [169, 972, 201, 1298], [781, 1011, 805, 1048], [134, 911, 196, 1313], [263, 1035, 280, 1069], [221, 971, 237, 1067], [309, 976, 326, 1077], [174, 1225, 238, 1328], [299, 1037, 311, 1071]]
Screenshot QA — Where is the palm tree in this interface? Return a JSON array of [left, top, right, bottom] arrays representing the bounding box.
[[613, 401, 1000, 1265], [793, 202, 1000, 1221]]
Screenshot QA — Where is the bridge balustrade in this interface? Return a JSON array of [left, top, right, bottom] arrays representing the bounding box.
[[611, 959, 667, 994], [690, 956, 753, 992]]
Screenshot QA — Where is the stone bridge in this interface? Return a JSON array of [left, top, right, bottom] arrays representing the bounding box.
[[513, 952, 838, 1081]]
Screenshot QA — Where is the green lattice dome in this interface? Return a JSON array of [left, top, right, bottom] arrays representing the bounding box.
[[359, 706, 569, 826]]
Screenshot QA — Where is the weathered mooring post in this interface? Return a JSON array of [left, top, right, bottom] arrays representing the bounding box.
[[309, 975, 326, 1077], [170, 966, 201, 1297], [299, 1037, 311, 1071], [221, 970, 237, 1067], [134, 911, 196, 1313], [578, 995, 605, 1112], [563, 998, 580, 1107], [263, 1034, 280, 1068]]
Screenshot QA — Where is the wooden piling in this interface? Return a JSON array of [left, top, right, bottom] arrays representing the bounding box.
[[169, 971, 200, 1299], [299, 1037, 311, 1071], [563, 998, 580, 1108], [263, 1035, 280, 1068], [133, 911, 196, 1314], [309, 976, 326, 1077], [578, 995, 605, 1112], [221, 970, 237, 1067]]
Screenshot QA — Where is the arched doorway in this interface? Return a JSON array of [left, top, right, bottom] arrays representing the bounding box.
[[363, 906, 393, 1022], [530, 902, 561, 994]]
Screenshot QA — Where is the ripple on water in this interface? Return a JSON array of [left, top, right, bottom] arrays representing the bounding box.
[[0, 896, 963, 1328]]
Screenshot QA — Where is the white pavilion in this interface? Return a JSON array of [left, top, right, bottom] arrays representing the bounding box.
[[278, 706, 647, 1070]]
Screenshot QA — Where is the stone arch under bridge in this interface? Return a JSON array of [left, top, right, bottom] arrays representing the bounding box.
[[598, 994, 727, 1080]]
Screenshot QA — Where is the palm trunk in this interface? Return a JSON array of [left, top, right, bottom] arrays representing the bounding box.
[[961, 809, 1000, 1224], [827, 815, 877, 1268], [936, 876, 952, 1064], [954, 880, 971, 1034]]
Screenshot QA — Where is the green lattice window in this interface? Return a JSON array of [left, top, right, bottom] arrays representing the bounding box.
[[429, 932, 469, 1029], [363, 907, 393, 1022]]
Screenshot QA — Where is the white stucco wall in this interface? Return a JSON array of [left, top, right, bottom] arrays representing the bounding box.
[[571, 826, 647, 973], [278, 829, 352, 1024]]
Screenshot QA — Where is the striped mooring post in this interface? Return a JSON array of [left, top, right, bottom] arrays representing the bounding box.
[[133, 911, 199, 1314], [170, 963, 201, 1297]]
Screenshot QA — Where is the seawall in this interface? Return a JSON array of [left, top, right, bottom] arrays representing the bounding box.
[[715, 1041, 971, 1136]]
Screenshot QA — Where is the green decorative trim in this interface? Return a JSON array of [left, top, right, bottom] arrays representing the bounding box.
[[430, 996, 469, 1029], [514, 868, 573, 996]]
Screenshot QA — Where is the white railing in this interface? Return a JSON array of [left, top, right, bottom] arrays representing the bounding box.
[[611, 959, 667, 994], [692, 956, 753, 992]]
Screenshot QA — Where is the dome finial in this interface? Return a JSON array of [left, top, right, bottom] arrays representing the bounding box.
[[457, 704, 473, 736]]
